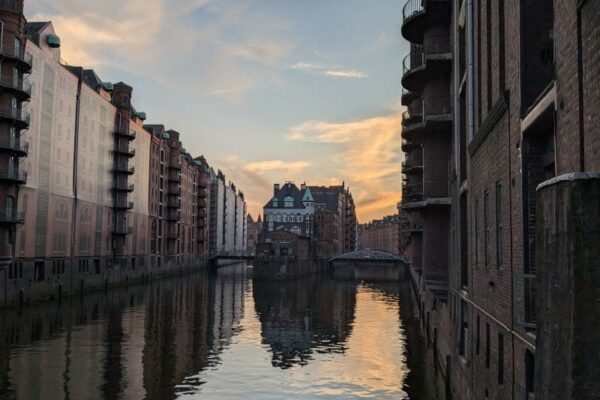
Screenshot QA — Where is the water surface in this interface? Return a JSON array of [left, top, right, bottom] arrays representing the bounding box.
[[0, 265, 422, 399]]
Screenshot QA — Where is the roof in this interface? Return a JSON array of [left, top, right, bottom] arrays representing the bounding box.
[[308, 185, 344, 213], [264, 182, 312, 210], [25, 22, 51, 38]]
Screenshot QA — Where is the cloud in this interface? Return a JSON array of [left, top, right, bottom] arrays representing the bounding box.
[[324, 69, 368, 78], [291, 61, 368, 79], [244, 160, 311, 173], [288, 112, 403, 222], [25, 0, 290, 100]]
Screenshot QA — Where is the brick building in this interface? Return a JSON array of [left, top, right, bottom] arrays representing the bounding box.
[[309, 183, 357, 257], [0, 9, 247, 306], [400, 0, 600, 399], [357, 215, 401, 256]]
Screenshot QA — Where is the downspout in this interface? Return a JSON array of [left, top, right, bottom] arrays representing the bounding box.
[[70, 70, 83, 272], [576, 3, 585, 171]]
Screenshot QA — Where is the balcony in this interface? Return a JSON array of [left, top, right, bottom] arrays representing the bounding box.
[[401, 139, 420, 152], [112, 224, 133, 235], [402, 0, 451, 43], [166, 211, 180, 222], [0, 139, 28, 157], [402, 160, 424, 175], [402, 183, 424, 204], [197, 199, 206, 208], [198, 188, 207, 198], [169, 174, 181, 183], [0, 48, 33, 73], [112, 182, 135, 192], [169, 162, 182, 170], [0, 108, 30, 129], [114, 130, 136, 140], [113, 198, 134, 209], [166, 232, 179, 240], [114, 145, 135, 157], [402, 96, 452, 140], [0, 211, 25, 224], [197, 209, 206, 218], [113, 165, 135, 175], [402, 37, 452, 92], [167, 198, 181, 208], [197, 218, 206, 228], [0, 76, 31, 101], [0, 168, 27, 184], [167, 185, 181, 196]]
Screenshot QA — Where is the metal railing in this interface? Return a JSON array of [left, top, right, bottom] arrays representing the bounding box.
[[402, 0, 423, 21], [113, 198, 134, 209], [403, 45, 424, 76], [167, 198, 181, 208], [114, 130, 136, 140], [0, 108, 30, 124], [402, 183, 424, 202], [0, 139, 28, 154], [0, 167, 27, 182], [113, 181, 134, 192], [0, 211, 25, 223], [0, 76, 31, 96], [114, 144, 135, 156], [112, 224, 133, 234], [0, 47, 32, 68], [423, 96, 452, 117]]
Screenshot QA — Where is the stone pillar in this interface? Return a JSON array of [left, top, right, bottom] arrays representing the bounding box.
[[536, 173, 600, 400]]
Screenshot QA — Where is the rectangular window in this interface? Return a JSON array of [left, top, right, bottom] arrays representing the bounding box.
[[496, 182, 503, 267], [484, 190, 490, 266], [498, 0, 506, 92], [485, 323, 491, 368], [475, 197, 480, 265], [476, 314, 481, 355], [526, 350, 535, 395], [498, 333, 504, 384], [486, 0, 493, 110], [459, 301, 469, 357]]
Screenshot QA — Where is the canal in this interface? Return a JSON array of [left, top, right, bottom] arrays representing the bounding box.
[[0, 264, 435, 399]]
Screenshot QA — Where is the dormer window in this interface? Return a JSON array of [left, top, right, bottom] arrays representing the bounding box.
[[284, 196, 294, 208], [272, 198, 278, 207]]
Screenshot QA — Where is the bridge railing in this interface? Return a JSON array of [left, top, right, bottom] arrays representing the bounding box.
[[209, 250, 255, 258]]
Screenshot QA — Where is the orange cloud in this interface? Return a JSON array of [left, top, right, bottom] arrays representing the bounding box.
[[288, 112, 404, 222]]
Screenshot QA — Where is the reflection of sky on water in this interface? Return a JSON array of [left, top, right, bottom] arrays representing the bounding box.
[[0, 267, 411, 400]]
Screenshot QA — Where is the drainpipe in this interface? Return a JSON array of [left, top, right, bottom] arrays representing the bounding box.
[[70, 70, 83, 268], [466, 0, 474, 143]]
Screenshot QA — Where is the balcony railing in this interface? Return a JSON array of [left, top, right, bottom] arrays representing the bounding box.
[[0, 107, 30, 126], [403, 46, 424, 76], [402, 0, 423, 21], [113, 198, 134, 209], [0, 76, 31, 99], [166, 211, 180, 221], [0, 47, 33, 71], [166, 232, 179, 240], [423, 96, 452, 117], [0, 211, 25, 224], [114, 130, 136, 140], [402, 37, 451, 77], [167, 198, 181, 208], [114, 145, 135, 157], [403, 183, 424, 203], [169, 174, 181, 183], [113, 165, 135, 175], [0, 139, 28, 155], [167, 185, 181, 195], [113, 182, 134, 192], [0, 167, 27, 183], [112, 224, 133, 235]]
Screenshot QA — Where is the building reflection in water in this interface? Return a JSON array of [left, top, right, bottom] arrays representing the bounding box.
[[0, 267, 417, 400], [0, 265, 249, 400], [252, 277, 357, 369]]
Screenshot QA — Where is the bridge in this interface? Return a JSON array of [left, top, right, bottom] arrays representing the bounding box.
[[328, 250, 408, 281], [329, 250, 407, 263], [209, 250, 255, 263]]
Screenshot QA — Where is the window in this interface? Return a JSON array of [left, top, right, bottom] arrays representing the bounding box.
[[485, 323, 491, 368], [526, 350, 535, 395], [459, 301, 469, 357], [272, 198, 278, 207], [498, 333, 504, 384], [496, 182, 503, 267], [476, 314, 481, 355], [284, 196, 294, 208], [484, 190, 490, 266], [474, 197, 480, 265]]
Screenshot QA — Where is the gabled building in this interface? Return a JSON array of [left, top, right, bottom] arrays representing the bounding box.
[[263, 182, 314, 238]]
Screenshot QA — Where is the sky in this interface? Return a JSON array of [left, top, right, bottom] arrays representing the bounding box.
[[24, 0, 409, 223]]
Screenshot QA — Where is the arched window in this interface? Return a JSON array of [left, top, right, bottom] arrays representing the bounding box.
[[290, 225, 301, 236]]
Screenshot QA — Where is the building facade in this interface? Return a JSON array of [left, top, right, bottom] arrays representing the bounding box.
[[400, 0, 600, 399], [246, 214, 261, 255], [208, 169, 247, 255], [263, 182, 315, 238], [357, 215, 401, 256], [0, 10, 247, 306]]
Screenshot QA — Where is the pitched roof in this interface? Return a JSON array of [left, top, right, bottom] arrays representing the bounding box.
[[264, 182, 311, 210]]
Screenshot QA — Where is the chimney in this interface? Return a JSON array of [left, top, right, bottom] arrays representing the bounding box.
[[274, 183, 280, 194]]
